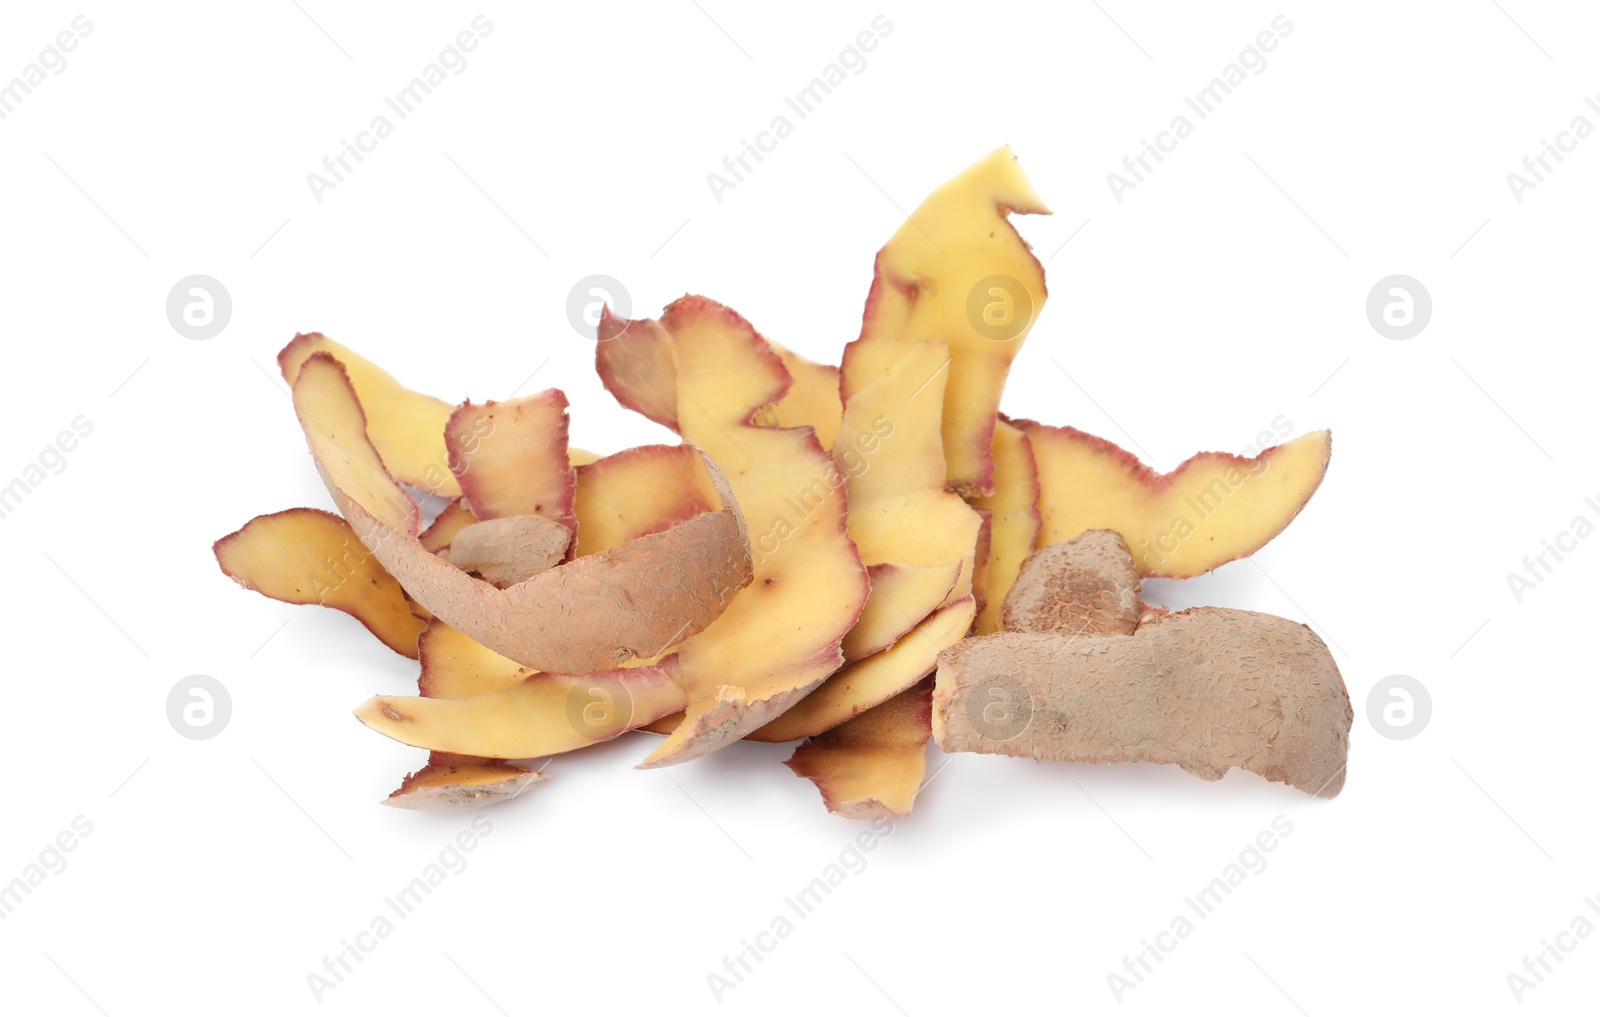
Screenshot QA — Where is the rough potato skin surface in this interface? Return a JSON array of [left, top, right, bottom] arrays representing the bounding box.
[[445, 515, 571, 588], [1001, 529, 1141, 637], [934, 607, 1352, 797]]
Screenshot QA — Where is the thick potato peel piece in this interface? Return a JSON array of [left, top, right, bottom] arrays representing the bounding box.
[[292, 352, 753, 674], [605, 297, 868, 767], [213, 507, 425, 657], [971, 421, 1041, 634], [446, 390, 577, 531], [1002, 530, 1142, 637], [934, 608, 1352, 797], [751, 596, 974, 743], [785, 679, 934, 820], [356, 661, 688, 758], [841, 146, 1049, 497], [279, 333, 460, 497], [1018, 422, 1333, 578], [444, 515, 572, 588], [385, 753, 548, 810]]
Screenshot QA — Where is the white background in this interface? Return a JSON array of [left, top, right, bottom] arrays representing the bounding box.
[[1, 2, 1595, 1013]]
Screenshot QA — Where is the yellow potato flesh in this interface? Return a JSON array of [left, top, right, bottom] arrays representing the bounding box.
[[971, 421, 1042, 634], [572, 445, 720, 558], [842, 146, 1049, 497], [639, 296, 868, 766], [837, 339, 983, 608], [785, 680, 933, 820], [214, 507, 424, 657], [840, 563, 959, 662], [771, 345, 843, 450], [357, 665, 687, 758], [417, 619, 533, 698], [752, 596, 974, 742], [280, 333, 460, 497], [1026, 426, 1332, 578]]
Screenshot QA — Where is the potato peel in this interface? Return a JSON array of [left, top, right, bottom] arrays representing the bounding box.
[[751, 596, 975, 743], [293, 351, 753, 674], [385, 753, 549, 810], [785, 679, 934, 820], [356, 660, 688, 758], [573, 444, 720, 557], [218, 147, 1347, 820], [214, 507, 426, 658], [416, 618, 533, 698], [279, 332, 461, 497], [419, 498, 478, 552], [596, 309, 843, 446], [393, 625, 550, 807], [603, 297, 869, 767], [840, 563, 961, 662], [1001, 530, 1142, 637], [971, 420, 1042, 634], [444, 515, 572, 588], [446, 390, 576, 532], [935, 606, 1353, 798], [829, 338, 982, 684], [841, 146, 1050, 498], [1017, 421, 1333, 579]]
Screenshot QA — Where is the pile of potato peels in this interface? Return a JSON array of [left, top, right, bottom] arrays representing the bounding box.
[[215, 148, 1349, 817]]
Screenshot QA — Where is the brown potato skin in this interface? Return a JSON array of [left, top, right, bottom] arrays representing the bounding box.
[[1001, 530, 1141, 637], [935, 608, 1352, 797], [445, 516, 571, 588]]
